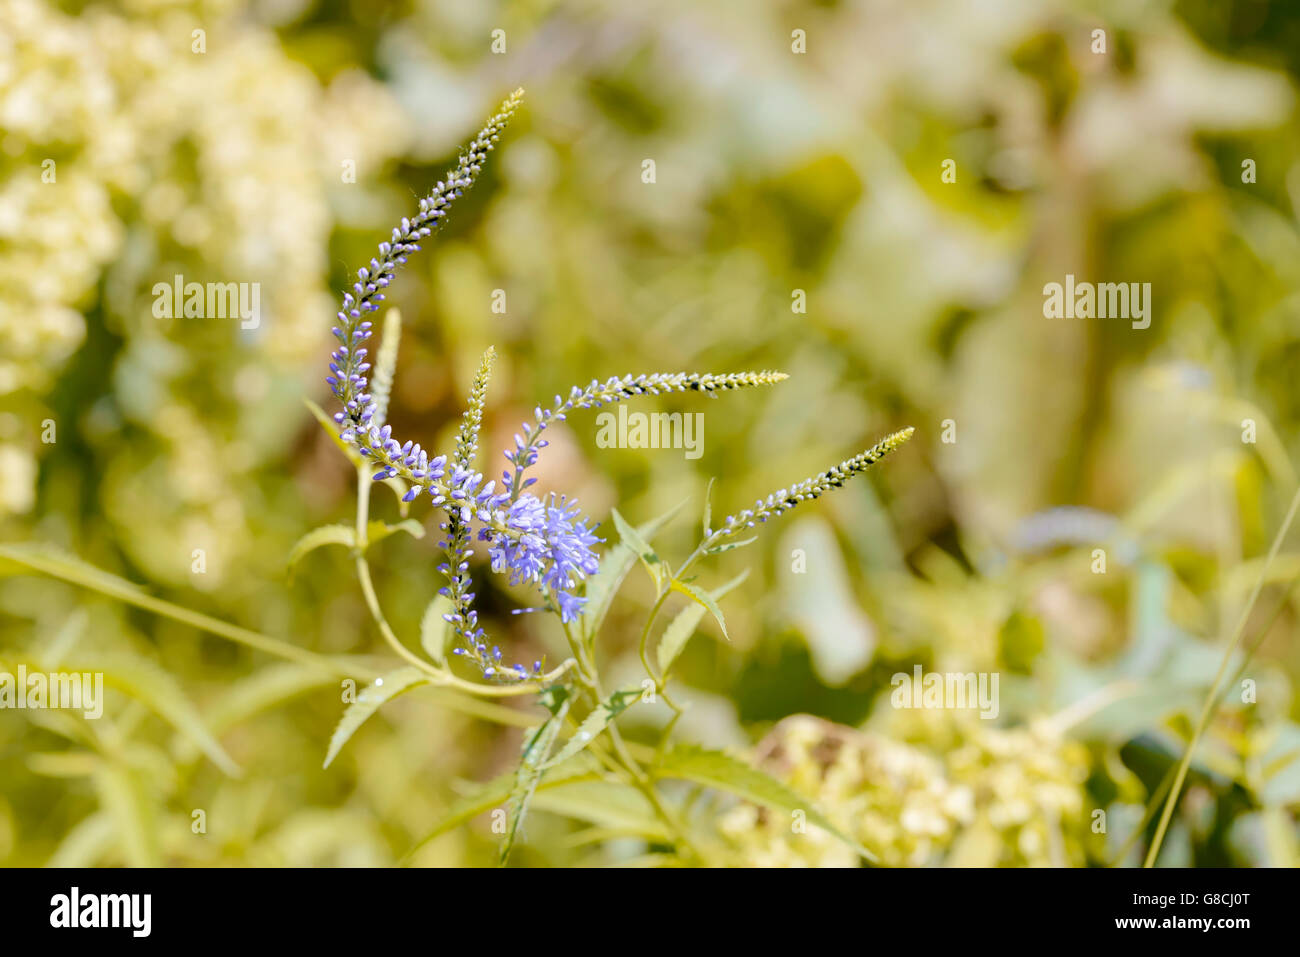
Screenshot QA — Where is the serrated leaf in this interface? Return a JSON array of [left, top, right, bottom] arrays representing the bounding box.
[[657, 570, 749, 673], [582, 499, 688, 640], [581, 541, 632, 640], [323, 667, 430, 769], [538, 684, 571, 716], [653, 744, 877, 863], [420, 595, 455, 666], [501, 695, 571, 864], [287, 524, 354, 575], [544, 688, 641, 770], [670, 579, 729, 641], [612, 508, 668, 593]]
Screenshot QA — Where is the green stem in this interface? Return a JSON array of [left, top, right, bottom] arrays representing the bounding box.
[[637, 590, 671, 684], [558, 602, 704, 864], [352, 466, 574, 697], [637, 532, 718, 691], [1144, 483, 1300, 867]]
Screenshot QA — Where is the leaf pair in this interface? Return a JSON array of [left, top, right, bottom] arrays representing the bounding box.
[[286, 518, 425, 578], [608, 504, 735, 665], [580, 499, 689, 641]]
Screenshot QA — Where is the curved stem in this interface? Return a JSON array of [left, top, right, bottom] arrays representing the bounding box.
[[352, 466, 574, 698], [637, 590, 671, 685], [636, 532, 719, 690]]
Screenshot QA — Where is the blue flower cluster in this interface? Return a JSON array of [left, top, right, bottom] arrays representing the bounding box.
[[320, 90, 613, 682], [322, 91, 799, 685], [482, 494, 602, 623]]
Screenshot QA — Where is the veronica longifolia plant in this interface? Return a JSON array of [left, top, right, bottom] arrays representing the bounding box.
[[312, 89, 913, 864]]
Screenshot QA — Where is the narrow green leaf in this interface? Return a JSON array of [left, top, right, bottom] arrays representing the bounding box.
[[653, 744, 877, 864], [93, 762, 159, 867], [26, 751, 99, 778], [323, 667, 430, 769], [88, 653, 242, 777], [0, 544, 366, 676], [369, 308, 402, 429], [501, 695, 571, 864], [201, 663, 338, 740], [420, 595, 455, 666], [403, 759, 601, 862], [366, 518, 426, 545], [288, 520, 421, 576], [0, 543, 145, 596], [384, 476, 412, 517], [287, 524, 354, 574], [657, 570, 749, 673], [611, 507, 668, 593], [544, 688, 641, 770], [582, 541, 631, 633], [304, 398, 362, 465], [529, 780, 668, 840], [538, 684, 571, 717], [304, 398, 411, 515], [47, 811, 116, 868], [424, 689, 542, 728], [582, 499, 688, 640], [702, 477, 715, 536], [670, 579, 729, 641], [706, 536, 758, 555], [41, 608, 88, 671]]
